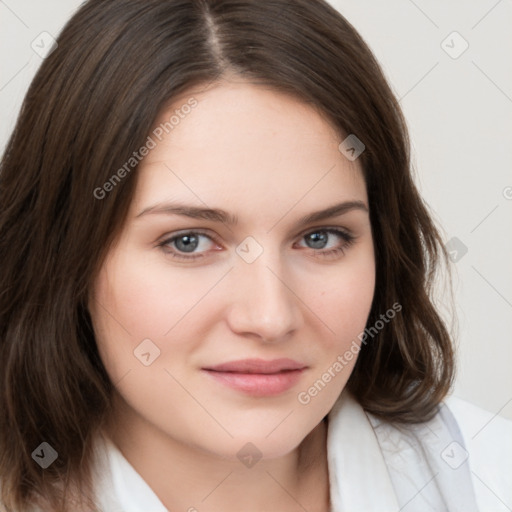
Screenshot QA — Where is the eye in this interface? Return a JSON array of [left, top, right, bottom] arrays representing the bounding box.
[[158, 227, 356, 262], [296, 228, 356, 259], [158, 230, 219, 261]]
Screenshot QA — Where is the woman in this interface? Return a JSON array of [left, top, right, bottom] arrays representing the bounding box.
[[0, 0, 510, 511]]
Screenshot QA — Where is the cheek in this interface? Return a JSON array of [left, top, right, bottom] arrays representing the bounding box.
[[94, 249, 221, 340], [307, 251, 376, 349], [292, 256, 375, 412], [90, 249, 228, 381]]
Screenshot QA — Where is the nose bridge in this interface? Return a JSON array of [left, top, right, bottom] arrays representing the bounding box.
[[227, 239, 301, 339]]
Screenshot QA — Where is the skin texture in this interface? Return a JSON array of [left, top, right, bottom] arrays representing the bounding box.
[[89, 79, 376, 512]]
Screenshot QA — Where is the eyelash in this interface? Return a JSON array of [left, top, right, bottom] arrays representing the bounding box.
[[157, 227, 356, 262]]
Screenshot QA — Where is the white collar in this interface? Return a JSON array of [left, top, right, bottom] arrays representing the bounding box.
[[326, 390, 400, 511], [93, 433, 168, 512]]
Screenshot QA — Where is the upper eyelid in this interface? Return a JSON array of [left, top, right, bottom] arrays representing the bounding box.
[[296, 225, 353, 238]]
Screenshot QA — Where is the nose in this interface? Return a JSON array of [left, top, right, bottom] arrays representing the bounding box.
[[225, 249, 303, 343]]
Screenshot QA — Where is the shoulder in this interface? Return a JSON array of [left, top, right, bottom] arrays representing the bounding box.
[[443, 393, 512, 459], [327, 391, 512, 511], [443, 394, 512, 511]]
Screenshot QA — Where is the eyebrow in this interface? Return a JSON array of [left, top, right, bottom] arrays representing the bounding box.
[[135, 200, 368, 225]]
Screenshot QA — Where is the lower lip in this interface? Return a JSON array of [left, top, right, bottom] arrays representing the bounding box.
[[202, 369, 306, 396]]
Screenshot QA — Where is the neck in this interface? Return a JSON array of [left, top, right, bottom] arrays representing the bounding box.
[[104, 395, 330, 512]]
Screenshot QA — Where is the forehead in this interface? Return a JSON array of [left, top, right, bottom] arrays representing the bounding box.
[[149, 79, 347, 161], [132, 80, 367, 217]]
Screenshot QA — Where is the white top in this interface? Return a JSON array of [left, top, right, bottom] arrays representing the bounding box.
[[20, 391, 501, 511]]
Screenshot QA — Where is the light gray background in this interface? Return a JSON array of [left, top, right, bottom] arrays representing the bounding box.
[[1, 0, 511, 419]]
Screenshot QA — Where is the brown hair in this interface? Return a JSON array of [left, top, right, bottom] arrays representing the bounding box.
[[0, 0, 455, 510]]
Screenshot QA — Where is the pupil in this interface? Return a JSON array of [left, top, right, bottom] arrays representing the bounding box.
[[307, 232, 327, 249], [176, 234, 198, 252]]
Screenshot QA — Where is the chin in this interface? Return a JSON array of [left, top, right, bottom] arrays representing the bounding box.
[[196, 424, 314, 464]]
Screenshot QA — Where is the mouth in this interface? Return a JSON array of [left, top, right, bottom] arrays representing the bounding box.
[[201, 358, 308, 396]]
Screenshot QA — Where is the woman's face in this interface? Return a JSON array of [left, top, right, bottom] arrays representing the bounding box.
[[89, 80, 375, 460]]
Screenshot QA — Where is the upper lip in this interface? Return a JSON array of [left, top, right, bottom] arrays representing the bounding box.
[[203, 358, 307, 374]]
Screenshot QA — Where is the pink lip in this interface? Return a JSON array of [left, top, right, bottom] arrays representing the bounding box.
[[202, 358, 308, 397]]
